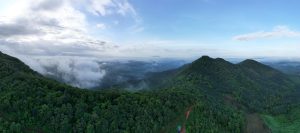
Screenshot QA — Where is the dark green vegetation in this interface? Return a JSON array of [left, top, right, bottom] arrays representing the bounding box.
[[262, 107, 300, 133], [164, 56, 300, 132], [0, 52, 241, 132], [0, 52, 300, 132], [177, 57, 299, 113]]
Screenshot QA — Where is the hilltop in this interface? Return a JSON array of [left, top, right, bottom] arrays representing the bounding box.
[[0, 52, 300, 132]]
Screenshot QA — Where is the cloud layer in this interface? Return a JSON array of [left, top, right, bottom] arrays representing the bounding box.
[[38, 57, 106, 88], [0, 0, 143, 57], [233, 26, 300, 41], [0, 0, 205, 88], [0, 0, 141, 88]]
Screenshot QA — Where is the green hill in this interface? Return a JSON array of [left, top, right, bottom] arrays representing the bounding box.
[[0, 52, 196, 132], [171, 56, 299, 113], [0, 52, 245, 132], [0, 52, 300, 133]]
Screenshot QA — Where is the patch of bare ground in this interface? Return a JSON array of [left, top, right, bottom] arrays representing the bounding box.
[[245, 113, 271, 133]]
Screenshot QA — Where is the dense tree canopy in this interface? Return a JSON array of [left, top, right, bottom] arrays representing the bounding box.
[[1, 52, 300, 132]]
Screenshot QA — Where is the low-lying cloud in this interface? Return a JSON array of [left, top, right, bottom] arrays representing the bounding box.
[[0, 0, 208, 88], [0, 0, 135, 88], [37, 57, 106, 88]]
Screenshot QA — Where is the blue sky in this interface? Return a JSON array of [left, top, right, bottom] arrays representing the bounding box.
[[0, 0, 300, 59], [0, 0, 299, 88], [89, 0, 300, 41], [86, 0, 300, 58]]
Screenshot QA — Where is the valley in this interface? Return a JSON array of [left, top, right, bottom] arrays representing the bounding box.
[[1, 51, 300, 132], [1, 0, 299, 132]]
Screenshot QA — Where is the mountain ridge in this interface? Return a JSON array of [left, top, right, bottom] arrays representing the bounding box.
[[169, 55, 299, 113], [1, 51, 300, 132]]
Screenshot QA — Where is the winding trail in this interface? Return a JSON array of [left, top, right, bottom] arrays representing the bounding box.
[[179, 106, 193, 133], [160, 105, 194, 133]]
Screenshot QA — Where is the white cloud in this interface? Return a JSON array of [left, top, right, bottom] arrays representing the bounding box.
[[31, 0, 63, 11], [86, 0, 114, 16], [0, 0, 126, 88], [88, 0, 143, 32], [0, 0, 131, 57], [96, 23, 107, 29], [85, 0, 140, 21], [115, 0, 137, 17], [233, 26, 300, 41], [0, 0, 171, 89], [37, 57, 106, 88], [0, 0, 219, 87]]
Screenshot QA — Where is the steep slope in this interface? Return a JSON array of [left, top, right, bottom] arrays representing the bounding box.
[[172, 56, 299, 113], [0, 52, 244, 133], [163, 56, 300, 133], [0, 52, 194, 132], [2, 52, 299, 133]]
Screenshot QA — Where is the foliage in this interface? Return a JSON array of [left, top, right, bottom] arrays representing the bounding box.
[[1, 52, 300, 132], [171, 56, 299, 114], [262, 107, 300, 133], [185, 101, 244, 133], [0, 52, 242, 132]]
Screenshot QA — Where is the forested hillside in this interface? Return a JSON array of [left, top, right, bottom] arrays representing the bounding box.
[[0, 52, 244, 132], [171, 56, 300, 113], [169, 56, 300, 132], [1, 51, 300, 133]]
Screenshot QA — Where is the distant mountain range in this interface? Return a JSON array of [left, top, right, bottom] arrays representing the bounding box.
[[264, 61, 300, 76], [42, 58, 188, 89], [1, 51, 300, 132]]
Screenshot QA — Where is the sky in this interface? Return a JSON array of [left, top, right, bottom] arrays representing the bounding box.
[[0, 0, 300, 60], [0, 0, 300, 88]]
